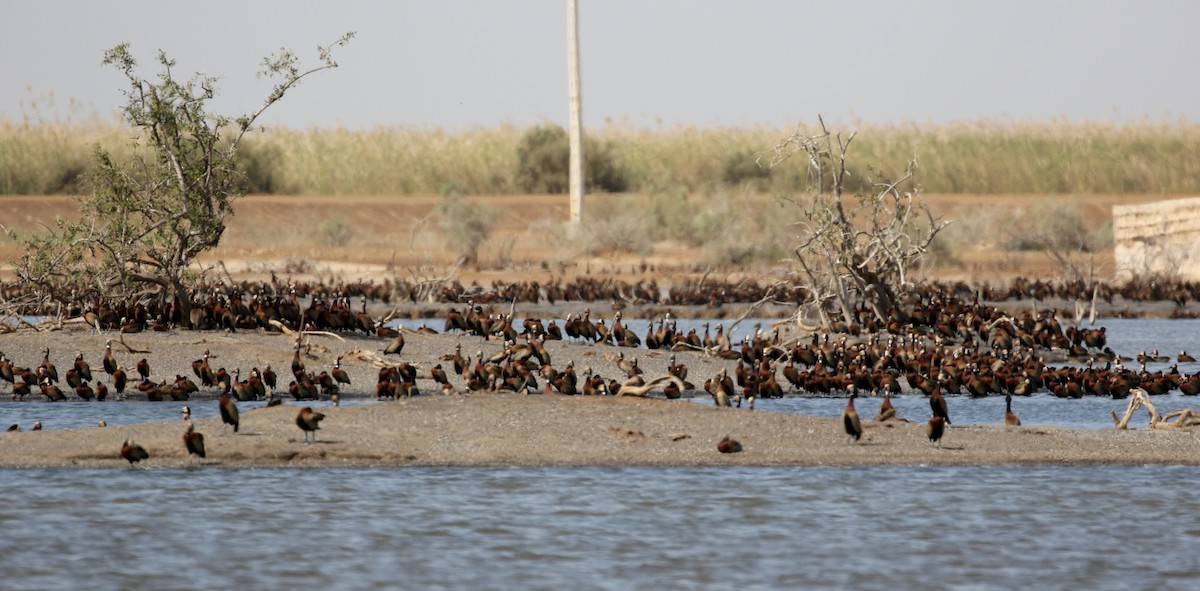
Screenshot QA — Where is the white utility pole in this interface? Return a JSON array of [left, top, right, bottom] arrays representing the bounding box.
[[566, 0, 585, 235]]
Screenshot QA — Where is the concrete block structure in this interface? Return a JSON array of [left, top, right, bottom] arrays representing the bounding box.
[[1113, 197, 1200, 280]]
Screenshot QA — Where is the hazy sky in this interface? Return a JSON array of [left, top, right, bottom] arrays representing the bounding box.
[[3, 1, 1198, 129]]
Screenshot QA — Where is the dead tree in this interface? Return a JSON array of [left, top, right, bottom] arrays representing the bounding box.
[[766, 117, 950, 330]]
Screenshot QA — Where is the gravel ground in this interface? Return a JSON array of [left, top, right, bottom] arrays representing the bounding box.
[[1, 323, 1199, 469]]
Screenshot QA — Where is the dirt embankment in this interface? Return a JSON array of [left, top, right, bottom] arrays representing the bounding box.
[[0, 192, 1170, 287]]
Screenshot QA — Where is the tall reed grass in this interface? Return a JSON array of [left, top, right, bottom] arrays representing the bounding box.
[[3, 117, 1199, 195]]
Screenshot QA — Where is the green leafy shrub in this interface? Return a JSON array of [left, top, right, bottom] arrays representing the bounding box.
[[434, 192, 496, 266], [318, 218, 353, 247], [515, 124, 628, 194], [722, 150, 770, 187]]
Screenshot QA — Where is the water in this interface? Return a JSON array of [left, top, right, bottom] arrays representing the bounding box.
[[0, 465, 1197, 590]]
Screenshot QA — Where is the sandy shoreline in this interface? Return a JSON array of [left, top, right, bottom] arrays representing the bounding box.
[[1, 325, 1199, 469], [3, 394, 1200, 469]]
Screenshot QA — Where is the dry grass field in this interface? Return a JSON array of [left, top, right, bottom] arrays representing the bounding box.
[[0, 192, 1175, 287]]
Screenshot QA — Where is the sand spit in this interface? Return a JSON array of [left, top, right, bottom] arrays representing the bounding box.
[[1, 326, 1198, 469]]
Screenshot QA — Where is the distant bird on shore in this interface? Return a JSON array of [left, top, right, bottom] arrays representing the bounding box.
[[842, 391, 863, 443], [6, 424, 19, 432], [717, 435, 743, 453], [39, 375, 65, 402], [183, 421, 206, 459], [218, 393, 239, 433], [32, 421, 41, 431], [331, 357, 351, 387], [181, 406, 191, 421], [296, 406, 326, 443], [930, 387, 951, 425], [136, 358, 151, 381], [430, 364, 449, 387], [383, 333, 405, 356], [927, 415, 945, 447], [291, 343, 305, 377], [74, 352, 93, 383], [121, 439, 149, 465], [103, 340, 117, 376], [262, 365, 278, 391], [39, 348, 58, 384], [1004, 394, 1021, 427], [113, 366, 128, 398], [874, 391, 896, 422]]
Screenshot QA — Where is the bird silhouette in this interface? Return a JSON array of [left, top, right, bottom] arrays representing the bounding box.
[[296, 406, 326, 443], [383, 333, 405, 356], [331, 357, 351, 386], [121, 439, 149, 465], [102, 340, 117, 376], [930, 387, 951, 425], [218, 393, 239, 433], [183, 421, 206, 459], [874, 391, 896, 422], [717, 435, 743, 453], [1004, 394, 1021, 427], [927, 415, 946, 447], [842, 391, 863, 443]]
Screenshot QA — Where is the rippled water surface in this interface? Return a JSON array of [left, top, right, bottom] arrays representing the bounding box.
[[1, 466, 1198, 590]]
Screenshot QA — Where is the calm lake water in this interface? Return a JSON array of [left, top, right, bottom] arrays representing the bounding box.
[[1, 465, 1198, 590]]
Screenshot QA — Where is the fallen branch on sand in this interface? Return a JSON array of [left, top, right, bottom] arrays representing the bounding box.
[[1112, 388, 1200, 429], [615, 375, 686, 397]]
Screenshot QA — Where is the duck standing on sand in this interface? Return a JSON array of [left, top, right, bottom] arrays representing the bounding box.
[[296, 406, 326, 443], [842, 390, 863, 443]]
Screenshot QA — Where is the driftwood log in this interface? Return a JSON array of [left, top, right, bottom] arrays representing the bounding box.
[[1112, 388, 1200, 429]]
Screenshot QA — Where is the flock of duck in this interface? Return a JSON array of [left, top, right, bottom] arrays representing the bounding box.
[[3, 274, 1199, 463], [5, 274, 1200, 328]]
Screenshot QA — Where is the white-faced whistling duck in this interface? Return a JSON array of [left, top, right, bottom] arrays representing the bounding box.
[[1180, 350, 1197, 363], [183, 421, 206, 459], [218, 393, 239, 433], [430, 364, 449, 386], [927, 415, 945, 447], [296, 406, 326, 443], [40, 348, 57, 383], [262, 365, 278, 391], [717, 435, 743, 453], [842, 391, 863, 443], [112, 367, 127, 398], [75, 352, 92, 383], [383, 333, 405, 356], [332, 357, 351, 386], [40, 375, 65, 402], [1004, 394, 1021, 427], [291, 342, 305, 377], [121, 439, 149, 465], [103, 340, 117, 376], [875, 391, 896, 422], [930, 387, 951, 425]]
